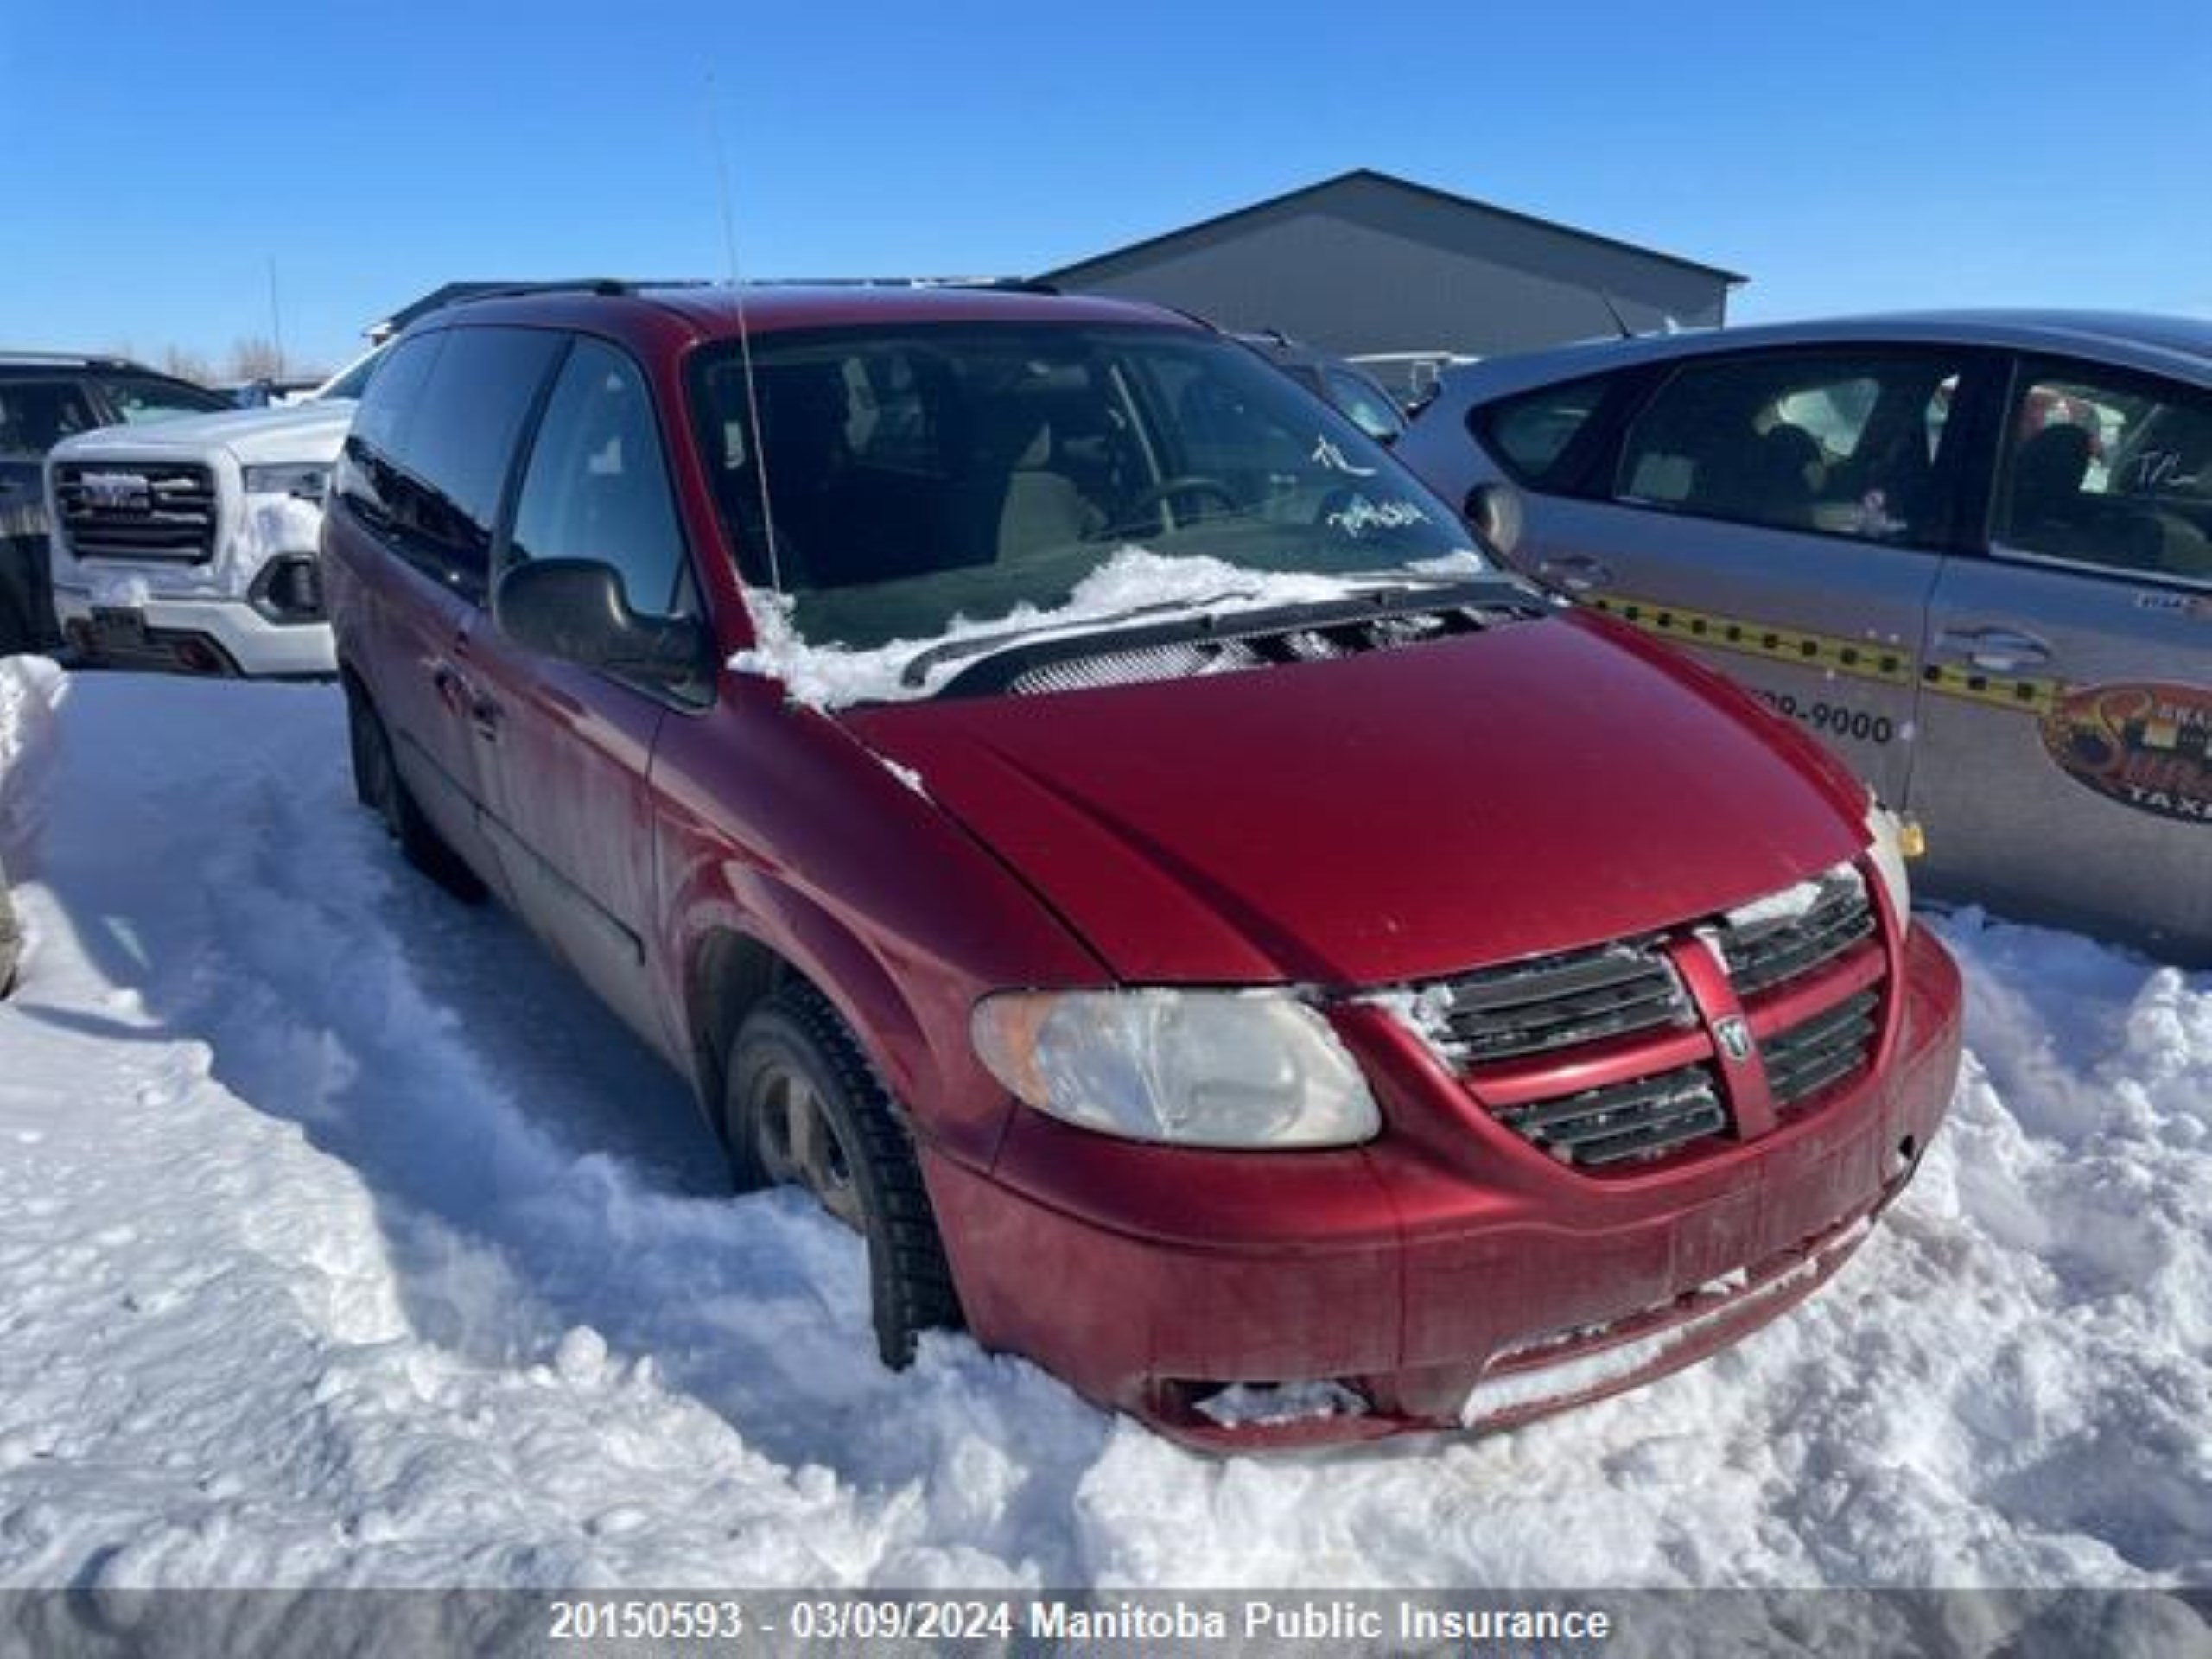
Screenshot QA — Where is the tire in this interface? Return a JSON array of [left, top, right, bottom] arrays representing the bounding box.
[[726, 985, 962, 1367], [343, 677, 487, 904], [0, 581, 31, 660]]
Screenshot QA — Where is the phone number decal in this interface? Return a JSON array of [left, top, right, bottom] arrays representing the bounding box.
[[1753, 689, 1897, 746]]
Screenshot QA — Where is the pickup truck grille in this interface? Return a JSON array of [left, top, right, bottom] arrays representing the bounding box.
[[55, 462, 218, 562], [1403, 861, 1887, 1171]]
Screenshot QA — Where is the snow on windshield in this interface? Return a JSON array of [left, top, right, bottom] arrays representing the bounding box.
[[731, 545, 1492, 709]]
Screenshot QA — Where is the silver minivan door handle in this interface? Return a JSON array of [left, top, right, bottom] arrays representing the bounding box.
[[1535, 554, 1615, 594], [1933, 627, 2051, 674]]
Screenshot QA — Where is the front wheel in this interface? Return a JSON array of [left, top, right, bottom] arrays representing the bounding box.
[[726, 986, 962, 1366], [343, 676, 486, 903]]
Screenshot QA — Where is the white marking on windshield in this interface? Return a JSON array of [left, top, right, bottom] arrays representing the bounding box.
[[1326, 499, 1431, 537], [1312, 435, 1376, 477]]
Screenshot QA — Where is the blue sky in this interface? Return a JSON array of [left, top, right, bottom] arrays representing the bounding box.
[[4, 1, 2208, 374]]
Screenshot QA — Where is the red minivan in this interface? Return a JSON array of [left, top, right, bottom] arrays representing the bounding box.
[[321, 283, 1961, 1447]]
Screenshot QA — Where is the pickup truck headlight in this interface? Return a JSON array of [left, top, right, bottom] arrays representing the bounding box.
[[970, 988, 1380, 1148], [241, 462, 331, 500], [1864, 795, 1916, 935]]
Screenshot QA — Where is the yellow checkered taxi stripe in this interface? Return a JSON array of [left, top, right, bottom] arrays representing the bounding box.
[[1588, 594, 1917, 684], [1586, 594, 2068, 716]]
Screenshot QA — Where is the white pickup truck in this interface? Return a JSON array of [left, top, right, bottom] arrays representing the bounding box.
[[44, 349, 380, 677]]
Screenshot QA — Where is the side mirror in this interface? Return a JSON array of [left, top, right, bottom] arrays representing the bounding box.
[[1463, 481, 1523, 555], [494, 558, 704, 684]]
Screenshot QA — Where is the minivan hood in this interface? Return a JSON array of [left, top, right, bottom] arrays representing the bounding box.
[[845, 613, 1868, 986], [51, 400, 354, 465]]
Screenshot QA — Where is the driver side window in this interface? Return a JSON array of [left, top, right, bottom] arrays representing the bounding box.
[[510, 339, 693, 619]]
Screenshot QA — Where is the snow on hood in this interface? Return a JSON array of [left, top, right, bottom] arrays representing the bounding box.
[[51, 399, 356, 466], [731, 546, 1492, 708]]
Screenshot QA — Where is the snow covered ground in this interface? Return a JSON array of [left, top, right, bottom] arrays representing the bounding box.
[[0, 662, 2206, 1592]]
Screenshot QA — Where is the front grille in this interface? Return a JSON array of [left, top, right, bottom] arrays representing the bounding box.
[[1709, 868, 1874, 995], [1421, 941, 1690, 1065], [1497, 1064, 1726, 1167], [56, 462, 218, 561], [1398, 860, 1887, 1174], [1764, 988, 1880, 1109]]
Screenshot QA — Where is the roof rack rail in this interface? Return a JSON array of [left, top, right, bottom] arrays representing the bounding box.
[[745, 276, 1058, 294], [444, 277, 713, 311], [0, 348, 139, 368]]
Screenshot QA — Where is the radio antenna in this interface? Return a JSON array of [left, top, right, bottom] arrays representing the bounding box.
[[706, 72, 782, 594]]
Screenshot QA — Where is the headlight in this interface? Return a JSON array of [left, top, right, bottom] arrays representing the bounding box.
[[1863, 794, 1916, 934], [241, 462, 331, 500], [970, 988, 1380, 1148]]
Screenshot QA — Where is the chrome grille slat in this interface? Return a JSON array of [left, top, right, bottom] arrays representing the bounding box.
[[1500, 1064, 1726, 1167], [1428, 943, 1688, 1064], [1714, 874, 1875, 995], [1764, 989, 1880, 1108]]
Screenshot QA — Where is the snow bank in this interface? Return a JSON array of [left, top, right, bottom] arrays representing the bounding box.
[[0, 655, 67, 871], [731, 547, 1489, 708], [0, 676, 2205, 1594]]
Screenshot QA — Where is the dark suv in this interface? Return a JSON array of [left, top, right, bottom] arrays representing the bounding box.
[[324, 284, 1958, 1446], [0, 353, 232, 653]]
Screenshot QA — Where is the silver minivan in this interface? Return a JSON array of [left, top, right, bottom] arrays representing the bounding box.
[[1395, 312, 2212, 961]]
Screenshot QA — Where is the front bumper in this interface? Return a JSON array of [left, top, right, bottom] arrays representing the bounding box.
[[55, 585, 335, 678], [925, 925, 1962, 1449]]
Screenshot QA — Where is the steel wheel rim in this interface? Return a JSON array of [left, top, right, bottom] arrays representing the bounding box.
[[757, 1065, 863, 1230]]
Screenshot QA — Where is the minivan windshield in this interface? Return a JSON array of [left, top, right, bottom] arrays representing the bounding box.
[[686, 323, 1483, 677]]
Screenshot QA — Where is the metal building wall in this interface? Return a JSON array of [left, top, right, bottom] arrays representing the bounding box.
[[1045, 175, 1733, 362]]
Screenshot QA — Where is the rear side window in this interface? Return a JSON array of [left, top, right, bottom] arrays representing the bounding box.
[[0, 379, 96, 457], [1995, 361, 2212, 584], [398, 328, 566, 594], [339, 333, 444, 535], [1614, 352, 1963, 545], [340, 328, 562, 596], [1477, 375, 1610, 487], [509, 339, 692, 620]]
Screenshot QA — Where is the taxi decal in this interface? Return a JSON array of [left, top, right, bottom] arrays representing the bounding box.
[[2041, 682, 2212, 823], [1587, 595, 1916, 684], [1588, 591, 2212, 824], [1588, 592, 2066, 715]]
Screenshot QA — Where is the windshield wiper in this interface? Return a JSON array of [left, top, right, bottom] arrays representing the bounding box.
[[925, 576, 1549, 697], [894, 569, 1517, 690]]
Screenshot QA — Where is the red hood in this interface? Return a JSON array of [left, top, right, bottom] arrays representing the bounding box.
[[844, 612, 1868, 986]]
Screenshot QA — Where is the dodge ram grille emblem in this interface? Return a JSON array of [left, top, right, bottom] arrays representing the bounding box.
[[1713, 1015, 1753, 1065], [82, 472, 151, 512]]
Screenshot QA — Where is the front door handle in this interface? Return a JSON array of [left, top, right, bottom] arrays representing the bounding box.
[[1535, 554, 1615, 594], [1933, 627, 2051, 674], [469, 692, 502, 740], [431, 663, 469, 714]]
